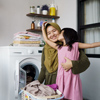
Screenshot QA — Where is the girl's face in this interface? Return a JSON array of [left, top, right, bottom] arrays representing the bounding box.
[[46, 26, 60, 42], [58, 30, 64, 41]]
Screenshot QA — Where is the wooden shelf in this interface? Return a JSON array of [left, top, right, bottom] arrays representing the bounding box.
[[26, 29, 42, 32], [26, 13, 60, 19], [26, 13, 60, 32]]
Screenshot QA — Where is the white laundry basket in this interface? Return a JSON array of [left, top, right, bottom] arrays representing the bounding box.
[[19, 89, 64, 100]]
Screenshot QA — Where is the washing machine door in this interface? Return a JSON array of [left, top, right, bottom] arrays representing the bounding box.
[[20, 58, 40, 84], [19, 67, 26, 89], [14, 60, 26, 99]]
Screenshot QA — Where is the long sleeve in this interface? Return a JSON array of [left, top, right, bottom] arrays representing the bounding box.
[[72, 50, 90, 74], [38, 48, 46, 83]]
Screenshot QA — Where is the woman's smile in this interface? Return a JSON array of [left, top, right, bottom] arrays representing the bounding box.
[[51, 35, 57, 40]]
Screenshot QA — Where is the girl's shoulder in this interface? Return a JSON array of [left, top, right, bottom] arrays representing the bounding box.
[[57, 45, 68, 51], [71, 42, 79, 49], [72, 42, 79, 46]]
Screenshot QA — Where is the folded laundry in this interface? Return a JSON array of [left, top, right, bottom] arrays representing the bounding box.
[[24, 80, 56, 96], [13, 31, 41, 47], [14, 34, 41, 40], [14, 31, 41, 37], [13, 41, 40, 44], [13, 43, 40, 47]]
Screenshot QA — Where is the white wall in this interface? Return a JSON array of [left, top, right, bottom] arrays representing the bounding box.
[[80, 58, 100, 100], [0, 0, 52, 46], [55, 0, 77, 30]]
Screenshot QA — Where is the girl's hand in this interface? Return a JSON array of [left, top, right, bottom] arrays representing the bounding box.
[[42, 21, 47, 31], [42, 21, 48, 42], [61, 57, 73, 72]]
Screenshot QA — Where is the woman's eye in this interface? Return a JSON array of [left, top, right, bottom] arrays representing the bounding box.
[[47, 32, 50, 35], [53, 29, 56, 32]]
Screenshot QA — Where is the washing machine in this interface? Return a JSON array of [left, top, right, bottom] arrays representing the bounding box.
[[0, 46, 43, 100]]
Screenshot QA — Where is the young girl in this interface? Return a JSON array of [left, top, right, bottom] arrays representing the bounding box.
[[42, 22, 100, 100]]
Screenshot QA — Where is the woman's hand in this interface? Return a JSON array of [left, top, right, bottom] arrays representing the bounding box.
[[61, 57, 73, 71]]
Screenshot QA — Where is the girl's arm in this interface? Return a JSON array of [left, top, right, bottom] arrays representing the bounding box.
[[42, 22, 58, 49], [78, 42, 100, 49]]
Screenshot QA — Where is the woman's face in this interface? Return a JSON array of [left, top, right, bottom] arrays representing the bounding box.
[[46, 26, 60, 42]]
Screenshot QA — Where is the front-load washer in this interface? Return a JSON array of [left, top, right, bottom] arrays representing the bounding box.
[[0, 46, 43, 100]]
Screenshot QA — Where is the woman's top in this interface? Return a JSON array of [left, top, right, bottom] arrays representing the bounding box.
[[38, 46, 90, 85], [38, 48, 57, 85], [44, 44, 58, 73]]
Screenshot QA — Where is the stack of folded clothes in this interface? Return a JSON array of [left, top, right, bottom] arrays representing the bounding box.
[[13, 31, 41, 47]]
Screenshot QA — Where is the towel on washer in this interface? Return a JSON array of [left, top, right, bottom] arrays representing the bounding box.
[[24, 80, 56, 96]]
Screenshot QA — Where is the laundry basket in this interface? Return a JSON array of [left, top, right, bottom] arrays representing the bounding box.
[[19, 89, 64, 100]]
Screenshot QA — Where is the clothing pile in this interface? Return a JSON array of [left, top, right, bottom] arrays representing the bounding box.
[[13, 31, 41, 47], [23, 80, 57, 96]]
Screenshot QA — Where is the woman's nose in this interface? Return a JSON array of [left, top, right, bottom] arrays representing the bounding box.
[[50, 32, 54, 36]]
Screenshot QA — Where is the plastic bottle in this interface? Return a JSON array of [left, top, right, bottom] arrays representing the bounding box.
[[37, 20, 41, 29], [37, 6, 40, 14], [49, 3, 56, 16], [52, 18, 55, 23], [31, 21, 35, 29]]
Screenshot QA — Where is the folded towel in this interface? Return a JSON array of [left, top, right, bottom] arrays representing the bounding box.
[[14, 31, 41, 37]]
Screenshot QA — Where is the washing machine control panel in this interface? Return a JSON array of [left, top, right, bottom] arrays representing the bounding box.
[[9, 47, 43, 56], [27, 48, 43, 55], [28, 50, 34, 54]]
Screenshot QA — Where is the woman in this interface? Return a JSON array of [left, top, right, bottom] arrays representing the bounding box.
[[38, 23, 90, 85]]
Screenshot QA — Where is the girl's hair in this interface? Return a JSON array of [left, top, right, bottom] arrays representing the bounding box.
[[59, 28, 79, 51]]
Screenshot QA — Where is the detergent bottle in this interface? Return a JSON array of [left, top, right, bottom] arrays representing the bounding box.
[[49, 2, 56, 16]]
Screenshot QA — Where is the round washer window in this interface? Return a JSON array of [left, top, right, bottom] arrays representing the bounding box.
[[19, 58, 39, 84]]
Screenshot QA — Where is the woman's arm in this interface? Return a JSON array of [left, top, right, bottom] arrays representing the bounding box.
[[79, 42, 100, 49], [42, 22, 58, 50], [61, 50, 90, 74], [38, 48, 46, 83], [71, 50, 90, 74]]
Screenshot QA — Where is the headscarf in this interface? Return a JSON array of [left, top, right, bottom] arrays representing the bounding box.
[[44, 23, 61, 73]]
